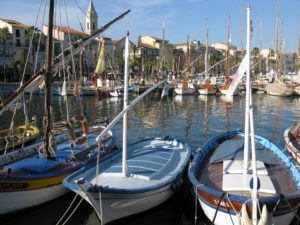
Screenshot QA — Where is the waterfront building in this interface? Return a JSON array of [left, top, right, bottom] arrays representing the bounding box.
[[139, 35, 173, 67]]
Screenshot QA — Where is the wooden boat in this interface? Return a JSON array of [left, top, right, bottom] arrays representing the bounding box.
[[265, 81, 293, 96], [0, 124, 39, 152], [0, 1, 129, 216], [189, 130, 300, 225], [188, 6, 300, 225], [198, 83, 217, 95], [175, 80, 195, 95], [284, 123, 300, 165], [63, 33, 192, 224], [0, 123, 116, 215]]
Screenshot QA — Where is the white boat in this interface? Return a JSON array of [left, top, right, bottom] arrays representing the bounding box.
[[265, 81, 293, 96], [63, 32, 191, 224], [175, 81, 195, 95], [198, 84, 217, 95], [109, 88, 124, 97], [188, 6, 300, 225]]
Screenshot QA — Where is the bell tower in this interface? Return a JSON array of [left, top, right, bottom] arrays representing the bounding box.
[[86, 0, 98, 35]]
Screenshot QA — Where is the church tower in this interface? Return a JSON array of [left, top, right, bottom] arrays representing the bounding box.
[[86, 0, 98, 35]]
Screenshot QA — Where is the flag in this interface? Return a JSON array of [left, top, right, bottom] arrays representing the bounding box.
[[95, 38, 106, 75]]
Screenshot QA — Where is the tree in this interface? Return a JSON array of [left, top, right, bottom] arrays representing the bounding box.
[[251, 47, 260, 57], [0, 27, 11, 82], [130, 43, 140, 72]]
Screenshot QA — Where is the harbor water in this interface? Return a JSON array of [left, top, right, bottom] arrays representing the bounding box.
[[1, 93, 300, 225]]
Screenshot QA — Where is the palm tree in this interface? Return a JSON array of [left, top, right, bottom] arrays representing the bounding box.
[[0, 27, 11, 82], [130, 43, 140, 70]]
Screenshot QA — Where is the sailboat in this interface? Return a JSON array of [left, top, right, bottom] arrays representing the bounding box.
[[63, 32, 192, 224], [0, 1, 130, 216], [188, 5, 300, 225], [175, 36, 196, 95], [265, 0, 293, 97], [198, 19, 217, 95]]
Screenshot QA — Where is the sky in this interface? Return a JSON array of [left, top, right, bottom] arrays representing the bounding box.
[[0, 0, 299, 52]]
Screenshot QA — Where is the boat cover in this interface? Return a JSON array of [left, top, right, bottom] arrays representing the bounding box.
[[209, 139, 280, 165]]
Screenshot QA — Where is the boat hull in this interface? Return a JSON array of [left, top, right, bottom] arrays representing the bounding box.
[[198, 88, 216, 95], [0, 183, 68, 215], [284, 127, 300, 165], [175, 88, 195, 95], [74, 183, 173, 224], [199, 196, 295, 225]]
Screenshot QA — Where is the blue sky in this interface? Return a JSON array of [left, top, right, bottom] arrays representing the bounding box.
[[1, 0, 299, 52]]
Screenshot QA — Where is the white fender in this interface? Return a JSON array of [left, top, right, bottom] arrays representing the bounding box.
[[241, 204, 252, 225], [257, 205, 269, 225]]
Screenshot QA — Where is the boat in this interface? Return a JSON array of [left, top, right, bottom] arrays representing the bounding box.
[[198, 20, 217, 95], [175, 80, 195, 95], [0, 1, 129, 216], [188, 6, 300, 225], [109, 88, 124, 97], [265, 1, 293, 97], [0, 123, 39, 152], [284, 122, 300, 165], [63, 32, 192, 224], [265, 81, 293, 96]]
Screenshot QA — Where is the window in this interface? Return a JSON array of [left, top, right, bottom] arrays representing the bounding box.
[[16, 39, 21, 47], [87, 22, 89, 30], [93, 22, 95, 30], [16, 29, 20, 37]]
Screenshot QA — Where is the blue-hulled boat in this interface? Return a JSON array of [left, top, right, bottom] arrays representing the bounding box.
[[63, 32, 192, 224], [188, 6, 300, 225]]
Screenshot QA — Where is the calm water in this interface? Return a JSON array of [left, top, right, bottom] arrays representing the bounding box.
[[1, 93, 300, 225]]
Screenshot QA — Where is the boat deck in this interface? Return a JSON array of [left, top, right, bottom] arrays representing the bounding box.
[[89, 138, 190, 191], [197, 136, 298, 197]]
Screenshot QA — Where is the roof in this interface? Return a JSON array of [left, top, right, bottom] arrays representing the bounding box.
[[0, 19, 28, 29], [45, 25, 86, 36]]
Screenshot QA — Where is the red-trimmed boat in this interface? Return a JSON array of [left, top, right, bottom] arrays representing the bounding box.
[[284, 123, 300, 165], [188, 5, 300, 225]]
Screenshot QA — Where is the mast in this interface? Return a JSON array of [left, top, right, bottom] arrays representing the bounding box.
[[226, 15, 231, 82], [259, 17, 263, 75], [245, 5, 259, 224], [80, 51, 84, 86], [44, 0, 55, 158], [187, 34, 190, 76], [275, 0, 279, 77], [205, 18, 209, 79], [240, 0, 243, 50], [122, 31, 129, 177]]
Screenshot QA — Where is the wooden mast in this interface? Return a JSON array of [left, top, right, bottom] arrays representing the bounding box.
[[205, 18, 209, 79], [226, 15, 231, 83], [44, 0, 55, 158], [275, 0, 279, 78]]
